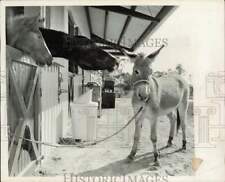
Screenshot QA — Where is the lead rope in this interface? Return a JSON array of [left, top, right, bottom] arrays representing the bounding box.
[[13, 106, 144, 148], [13, 79, 152, 148]]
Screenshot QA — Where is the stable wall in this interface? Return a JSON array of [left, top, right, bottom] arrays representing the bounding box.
[[50, 6, 93, 137], [23, 7, 70, 156]]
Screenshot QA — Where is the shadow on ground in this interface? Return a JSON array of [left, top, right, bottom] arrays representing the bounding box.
[[76, 146, 183, 176]]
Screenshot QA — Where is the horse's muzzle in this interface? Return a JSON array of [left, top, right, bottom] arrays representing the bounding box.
[[112, 62, 119, 71], [46, 55, 53, 66], [107, 61, 119, 72]]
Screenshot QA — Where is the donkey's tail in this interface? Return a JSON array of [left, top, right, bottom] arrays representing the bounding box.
[[176, 109, 181, 133]]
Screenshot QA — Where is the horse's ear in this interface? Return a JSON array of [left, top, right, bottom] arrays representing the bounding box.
[[38, 18, 45, 27], [38, 18, 45, 23], [146, 44, 165, 64]]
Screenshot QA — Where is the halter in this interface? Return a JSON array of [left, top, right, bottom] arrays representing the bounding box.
[[133, 79, 150, 87], [133, 79, 151, 103]]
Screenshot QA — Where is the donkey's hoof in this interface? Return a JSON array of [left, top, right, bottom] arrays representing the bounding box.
[[167, 142, 173, 147], [127, 154, 135, 162], [153, 161, 160, 167], [154, 151, 160, 159], [167, 136, 173, 147], [182, 140, 187, 150]]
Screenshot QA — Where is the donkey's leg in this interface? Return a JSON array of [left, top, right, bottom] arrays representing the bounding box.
[[167, 112, 176, 147], [178, 90, 189, 150], [127, 112, 144, 160], [150, 116, 160, 165]]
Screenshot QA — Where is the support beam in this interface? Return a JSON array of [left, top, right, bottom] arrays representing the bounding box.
[[97, 45, 116, 50], [85, 7, 92, 35], [131, 6, 175, 50], [91, 33, 132, 51], [109, 52, 125, 56], [91, 6, 160, 22], [99, 47, 120, 52], [117, 6, 136, 45], [104, 49, 121, 53], [104, 11, 109, 39]]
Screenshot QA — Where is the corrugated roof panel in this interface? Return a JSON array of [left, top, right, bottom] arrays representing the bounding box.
[[135, 6, 162, 17], [106, 12, 127, 44], [89, 8, 105, 37], [121, 17, 150, 48]]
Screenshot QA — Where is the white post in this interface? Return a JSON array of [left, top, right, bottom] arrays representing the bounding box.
[[1, 6, 9, 177], [40, 6, 47, 28]]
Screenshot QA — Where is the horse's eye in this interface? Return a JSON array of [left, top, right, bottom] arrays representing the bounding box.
[[36, 34, 42, 39], [135, 70, 140, 75]]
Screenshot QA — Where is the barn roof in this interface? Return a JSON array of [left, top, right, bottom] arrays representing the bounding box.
[[85, 6, 175, 56]]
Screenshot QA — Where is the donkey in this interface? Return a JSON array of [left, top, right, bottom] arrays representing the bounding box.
[[39, 28, 119, 73], [6, 15, 53, 66], [122, 45, 189, 166]]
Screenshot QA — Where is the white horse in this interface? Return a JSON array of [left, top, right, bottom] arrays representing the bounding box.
[[122, 45, 189, 166]]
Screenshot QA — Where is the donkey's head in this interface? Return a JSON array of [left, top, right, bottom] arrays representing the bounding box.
[[7, 15, 53, 66], [123, 45, 165, 100]]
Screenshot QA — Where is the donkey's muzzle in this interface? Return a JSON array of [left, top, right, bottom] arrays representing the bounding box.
[[138, 93, 146, 101], [136, 86, 150, 101]]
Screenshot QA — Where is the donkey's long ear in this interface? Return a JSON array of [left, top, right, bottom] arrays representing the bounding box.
[[121, 49, 138, 59], [147, 44, 165, 63]]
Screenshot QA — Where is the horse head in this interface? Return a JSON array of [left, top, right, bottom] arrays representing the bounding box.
[[69, 36, 119, 72], [39, 28, 119, 72], [94, 49, 119, 72], [6, 15, 53, 66]]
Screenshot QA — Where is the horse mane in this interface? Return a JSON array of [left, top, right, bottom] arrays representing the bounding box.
[[6, 15, 39, 45], [39, 27, 66, 38], [39, 28, 65, 44], [7, 15, 39, 32], [40, 28, 96, 49]]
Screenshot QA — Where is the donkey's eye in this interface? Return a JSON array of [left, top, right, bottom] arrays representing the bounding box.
[[135, 70, 140, 75]]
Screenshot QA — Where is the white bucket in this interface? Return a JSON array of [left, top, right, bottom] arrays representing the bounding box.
[[71, 89, 98, 141]]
